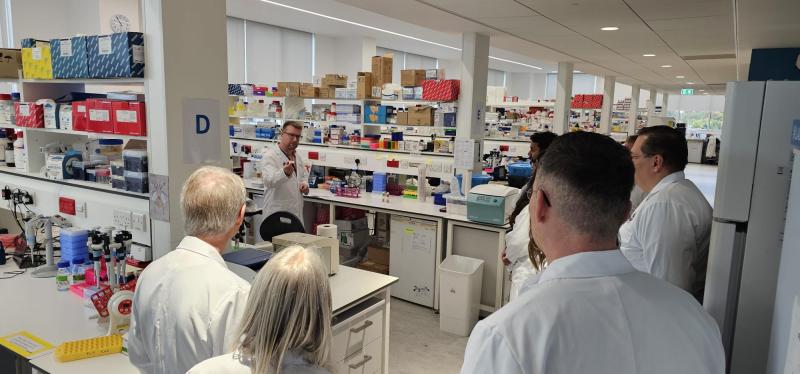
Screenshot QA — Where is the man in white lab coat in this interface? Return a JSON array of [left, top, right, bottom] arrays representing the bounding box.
[[461, 132, 725, 374], [129, 166, 251, 374], [619, 126, 712, 300], [259, 120, 310, 225]]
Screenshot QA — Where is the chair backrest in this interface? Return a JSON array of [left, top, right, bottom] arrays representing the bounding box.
[[259, 211, 305, 242]]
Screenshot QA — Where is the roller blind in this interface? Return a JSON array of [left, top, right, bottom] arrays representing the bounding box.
[[227, 17, 313, 84]]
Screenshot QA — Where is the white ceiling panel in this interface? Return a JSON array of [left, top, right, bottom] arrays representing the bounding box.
[[686, 58, 738, 84], [625, 0, 731, 21], [421, 0, 536, 19]]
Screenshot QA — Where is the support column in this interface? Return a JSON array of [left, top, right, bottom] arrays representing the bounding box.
[[628, 84, 640, 136], [599, 75, 615, 134], [662, 92, 670, 115], [647, 88, 658, 125], [553, 62, 574, 134], [144, 0, 231, 258], [455, 32, 490, 193]]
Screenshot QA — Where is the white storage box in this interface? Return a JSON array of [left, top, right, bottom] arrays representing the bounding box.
[[444, 193, 467, 216], [439, 255, 484, 336]]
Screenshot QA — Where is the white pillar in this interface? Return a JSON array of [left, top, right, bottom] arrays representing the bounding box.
[[144, 0, 231, 258], [599, 75, 615, 134], [662, 93, 670, 115], [455, 32, 490, 193], [553, 61, 574, 134], [628, 84, 640, 136], [647, 88, 658, 125]]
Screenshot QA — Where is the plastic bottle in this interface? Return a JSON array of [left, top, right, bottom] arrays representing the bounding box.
[[13, 131, 25, 170], [70, 257, 86, 285], [0, 129, 6, 165], [4, 132, 14, 167], [56, 260, 71, 291]]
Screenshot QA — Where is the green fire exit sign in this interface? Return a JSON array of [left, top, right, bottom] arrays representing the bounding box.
[[681, 88, 694, 95]]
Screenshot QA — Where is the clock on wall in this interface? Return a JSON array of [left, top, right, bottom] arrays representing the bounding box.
[[110, 14, 131, 33]]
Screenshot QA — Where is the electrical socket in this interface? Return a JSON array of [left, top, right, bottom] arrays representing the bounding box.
[[113, 209, 132, 229], [132, 212, 146, 232], [75, 202, 87, 218]]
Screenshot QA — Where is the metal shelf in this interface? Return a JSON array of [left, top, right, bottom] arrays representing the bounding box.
[[0, 166, 149, 200], [3, 126, 147, 141], [21, 78, 145, 85]]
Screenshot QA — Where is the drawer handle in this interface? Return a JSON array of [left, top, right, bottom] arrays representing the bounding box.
[[350, 320, 373, 333], [348, 355, 373, 369]]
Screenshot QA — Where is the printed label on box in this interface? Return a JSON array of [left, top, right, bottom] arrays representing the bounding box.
[[31, 48, 41, 61], [98, 36, 112, 55], [132, 45, 144, 64], [19, 104, 30, 117], [116, 110, 137, 123], [60, 39, 72, 57], [89, 109, 109, 122], [77, 105, 86, 113]]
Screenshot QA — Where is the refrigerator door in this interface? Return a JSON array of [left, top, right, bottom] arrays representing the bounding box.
[[704, 220, 746, 362], [713, 81, 765, 222], [390, 216, 437, 307]]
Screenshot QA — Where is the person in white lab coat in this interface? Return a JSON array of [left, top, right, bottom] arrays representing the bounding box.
[[259, 121, 310, 225], [625, 134, 647, 211], [461, 132, 725, 374], [189, 245, 332, 374], [619, 126, 712, 300], [502, 132, 556, 300], [129, 166, 251, 374]]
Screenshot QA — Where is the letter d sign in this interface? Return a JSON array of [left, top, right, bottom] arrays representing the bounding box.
[[196, 114, 210, 134], [183, 98, 221, 163]]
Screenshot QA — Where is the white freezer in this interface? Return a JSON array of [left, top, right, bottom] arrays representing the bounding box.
[[389, 216, 437, 307]]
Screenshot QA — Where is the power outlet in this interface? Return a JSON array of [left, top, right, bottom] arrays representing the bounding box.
[[132, 212, 147, 232], [75, 202, 87, 218], [113, 209, 132, 229]]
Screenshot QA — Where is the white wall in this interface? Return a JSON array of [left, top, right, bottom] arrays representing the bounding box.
[[10, 0, 102, 45], [666, 94, 726, 112], [314, 36, 375, 83]]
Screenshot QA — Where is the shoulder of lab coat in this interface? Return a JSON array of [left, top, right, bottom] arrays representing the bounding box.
[[505, 206, 531, 264], [460, 322, 525, 374]]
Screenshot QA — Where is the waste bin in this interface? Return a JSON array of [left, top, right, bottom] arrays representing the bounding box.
[[439, 255, 484, 336]]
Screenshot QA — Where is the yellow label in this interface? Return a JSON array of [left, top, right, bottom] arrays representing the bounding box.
[[0, 331, 55, 358], [404, 228, 414, 234]]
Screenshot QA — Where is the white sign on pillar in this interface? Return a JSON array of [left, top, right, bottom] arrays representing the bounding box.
[[182, 98, 221, 164]]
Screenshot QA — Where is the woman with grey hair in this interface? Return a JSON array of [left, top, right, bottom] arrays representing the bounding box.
[[188, 245, 333, 374]]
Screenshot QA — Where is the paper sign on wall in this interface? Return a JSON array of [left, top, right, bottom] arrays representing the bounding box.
[[149, 173, 170, 222], [183, 98, 221, 164], [454, 139, 476, 170]]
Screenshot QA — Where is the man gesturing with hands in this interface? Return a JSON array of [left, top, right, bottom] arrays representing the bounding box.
[[259, 121, 311, 225]]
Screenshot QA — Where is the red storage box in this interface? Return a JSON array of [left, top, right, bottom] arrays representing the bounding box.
[[422, 79, 460, 101], [86, 99, 114, 134], [14, 102, 44, 128], [113, 101, 146, 136], [72, 101, 88, 131]]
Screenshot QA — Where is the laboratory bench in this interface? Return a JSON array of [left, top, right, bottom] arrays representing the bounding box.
[[246, 182, 511, 314], [0, 260, 397, 373]]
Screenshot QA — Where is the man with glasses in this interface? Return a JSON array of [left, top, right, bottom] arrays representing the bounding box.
[[619, 126, 712, 301], [259, 121, 310, 225], [460, 132, 724, 374]]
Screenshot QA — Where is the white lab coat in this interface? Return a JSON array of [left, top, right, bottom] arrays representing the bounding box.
[[504, 205, 539, 301], [188, 350, 331, 374], [129, 236, 251, 374], [629, 184, 647, 213], [619, 171, 712, 298], [258, 145, 310, 225], [461, 250, 725, 374]]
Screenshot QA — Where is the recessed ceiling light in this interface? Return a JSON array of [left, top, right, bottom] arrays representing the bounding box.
[[687, 82, 695, 85], [660, 65, 672, 68], [675, 75, 685, 79], [699, 89, 705, 92], [643, 54, 656, 57], [601, 26, 619, 31], [574, 70, 582, 73], [703, 93, 709, 95]]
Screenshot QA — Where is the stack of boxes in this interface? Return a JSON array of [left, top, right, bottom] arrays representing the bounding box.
[[0, 48, 22, 79], [571, 94, 603, 109], [21, 39, 53, 79], [401, 69, 425, 100], [20, 33, 144, 80]]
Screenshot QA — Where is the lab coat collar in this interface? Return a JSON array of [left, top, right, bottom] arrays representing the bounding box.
[[175, 236, 227, 268], [536, 250, 636, 284], [649, 171, 685, 195]]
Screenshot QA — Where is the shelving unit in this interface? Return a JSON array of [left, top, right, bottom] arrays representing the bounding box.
[[20, 78, 145, 85], [3, 125, 147, 141]]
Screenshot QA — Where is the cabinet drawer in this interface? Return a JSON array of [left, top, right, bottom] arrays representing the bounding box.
[[335, 338, 382, 374], [332, 299, 385, 363]]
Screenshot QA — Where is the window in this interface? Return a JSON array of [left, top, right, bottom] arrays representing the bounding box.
[[487, 69, 505, 87], [227, 17, 313, 84]]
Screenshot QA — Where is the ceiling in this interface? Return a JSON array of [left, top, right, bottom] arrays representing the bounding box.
[[229, 0, 800, 95]]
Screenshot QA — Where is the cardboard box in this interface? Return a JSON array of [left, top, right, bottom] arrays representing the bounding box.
[[402, 87, 424, 100], [14, 102, 44, 128], [86, 99, 115, 133], [0, 49, 22, 78], [21, 39, 53, 79], [321, 74, 347, 88], [356, 260, 389, 275], [422, 79, 460, 101], [318, 87, 336, 99], [365, 104, 388, 124], [425, 69, 445, 80], [277, 82, 301, 97], [87, 32, 144, 78], [72, 101, 88, 131], [371, 53, 393, 86], [113, 101, 146, 136], [300, 83, 318, 98], [408, 105, 435, 126], [50, 36, 89, 79], [366, 246, 390, 265], [58, 104, 73, 130], [401, 69, 426, 87], [357, 72, 374, 99], [396, 111, 408, 125]]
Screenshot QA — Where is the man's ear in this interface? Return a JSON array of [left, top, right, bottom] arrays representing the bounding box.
[[652, 154, 665, 173], [532, 189, 549, 224]]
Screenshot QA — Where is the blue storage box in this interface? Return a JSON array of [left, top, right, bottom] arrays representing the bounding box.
[[365, 104, 388, 124], [87, 32, 144, 78], [50, 37, 89, 79], [507, 162, 532, 178], [456, 174, 492, 195], [21, 38, 47, 48]]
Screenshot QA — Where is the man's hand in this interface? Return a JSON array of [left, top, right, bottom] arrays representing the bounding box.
[[283, 160, 295, 177], [501, 248, 511, 266], [299, 182, 310, 195]]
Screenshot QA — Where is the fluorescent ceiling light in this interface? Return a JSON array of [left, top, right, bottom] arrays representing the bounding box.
[[574, 70, 582, 73], [258, 0, 543, 70], [675, 75, 685, 79], [703, 93, 709, 95], [601, 26, 619, 31], [687, 82, 695, 85], [699, 89, 705, 92], [643, 54, 656, 57], [660, 65, 672, 68]]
